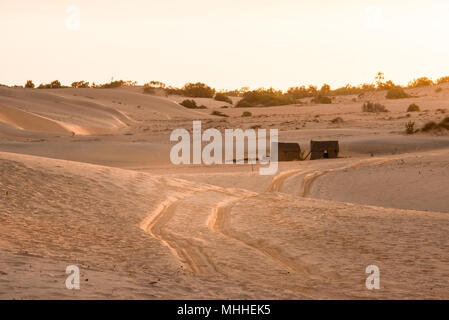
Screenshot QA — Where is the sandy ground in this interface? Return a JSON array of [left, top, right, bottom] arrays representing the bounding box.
[[1, 84, 449, 299]]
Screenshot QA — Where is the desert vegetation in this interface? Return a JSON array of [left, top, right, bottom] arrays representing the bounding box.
[[405, 121, 416, 134], [94, 80, 136, 89], [436, 76, 449, 84], [71, 81, 90, 88], [182, 82, 215, 98], [37, 80, 65, 89], [179, 99, 207, 109], [312, 95, 332, 104], [331, 117, 344, 124], [420, 117, 449, 133], [241, 111, 252, 117], [214, 93, 232, 104], [408, 77, 434, 88], [143, 81, 166, 94], [211, 110, 229, 117], [386, 87, 409, 99], [236, 88, 295, 108], [362, 101, 388, 113], [24, 80, 35, 88], [407, 104, 420, 112]]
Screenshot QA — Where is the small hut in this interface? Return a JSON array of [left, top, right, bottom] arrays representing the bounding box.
[[310, 140, 339, 160], [276, 142, 301, 161]]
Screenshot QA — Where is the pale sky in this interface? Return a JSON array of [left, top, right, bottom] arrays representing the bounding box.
[[1, 0, 449, 90]]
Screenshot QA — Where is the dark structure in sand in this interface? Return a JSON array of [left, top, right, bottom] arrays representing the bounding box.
[[277, 142, 301, 161], [310, 140, 339, 160]]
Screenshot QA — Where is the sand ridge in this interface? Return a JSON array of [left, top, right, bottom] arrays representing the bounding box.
[[1, 84, 449, 299]]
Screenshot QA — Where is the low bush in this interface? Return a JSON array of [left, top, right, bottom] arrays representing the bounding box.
[[180, 99, 207, 109], [236, 88, 295, 108], [386, 87, 409, 99], [38, 80, 64, 89], [436, 87, 443, 93], [312, 95, 332, 104], [331, 117, 344, 124], [214, 93, 232, 104], [420, 117, 449, 132], [241, 111, 252, 117], [407, 104, 420, 112], [25, 80, 35, 88], [405, 121, 415, 134], [182, 82, 215, 98], [71, 81, 90, 88], [362, 101, 388, 113], [235, 100, 254, 108], [143, 81, 166, 94], [408, 77, 434, 88], [436, 76, 449, 84], [421, 121, 439, 132], [211, 110, 229, 117], [98, 80, 125, 88]]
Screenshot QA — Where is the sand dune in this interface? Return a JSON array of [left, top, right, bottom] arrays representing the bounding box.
[[0, 87, 213, 137], [0, 104, 71, 134], [1, 151, 449, 299], [1, 85, 449, 299]]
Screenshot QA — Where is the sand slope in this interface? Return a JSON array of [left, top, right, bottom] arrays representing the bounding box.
[[1, 84, 449, 299], [0, 87, 212, 137], [1, 152, 449, 299]]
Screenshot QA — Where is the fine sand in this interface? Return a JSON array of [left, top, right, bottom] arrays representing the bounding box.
[[1, 84, 449, 299]]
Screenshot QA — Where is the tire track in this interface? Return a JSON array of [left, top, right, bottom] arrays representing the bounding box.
[[300, 158, 389, 197], [208, 194, 329, 280], [140, 186, 222, 275], [266, 169, 309, 193]]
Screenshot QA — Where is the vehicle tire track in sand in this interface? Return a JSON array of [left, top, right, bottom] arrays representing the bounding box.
[[140, 181, 252, 276], [267, 169, 310, 193], [300, 158, 395, 197], [208, 194, 329, 280], [140, 187, 221, 275]]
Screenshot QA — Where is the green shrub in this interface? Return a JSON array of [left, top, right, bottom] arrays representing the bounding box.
[[211, 110, 228, 117], [235, 100, 254, 108], [71, 81, 90, 88], [386, 87, 409, 99], [405, 121, 415, 134], [25, 80, 35, 88], [407, 104, 420, 112], [420, 117, 449, 132], [236, 88, 295, 108], [180, 99, 207, 109], [99, 80, 125, 88], [214, 93, 232, 104], [362, 101, 388, 113], [143, 81, 166, 94], [38, 80, 63, 89], [408, 77, 434, 88], [241, 111, 252, 117], [421, 121, 439, 132], [440, 117, 449, 129], [436, 76, 449, 84], [165, 86, 184, 95], [312, 95, 332, 104], [331, 117, 344, 124], [182, 82, 215, 98], [143, 86, 155, 94]]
